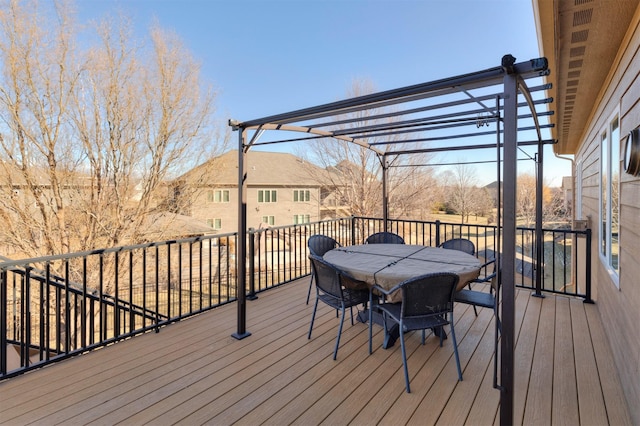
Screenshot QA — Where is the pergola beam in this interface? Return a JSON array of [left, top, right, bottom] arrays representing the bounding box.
[[237, 58, 547, 128]]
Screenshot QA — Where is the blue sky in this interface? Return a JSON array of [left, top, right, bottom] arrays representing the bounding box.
[[77, 0, 570, 186]]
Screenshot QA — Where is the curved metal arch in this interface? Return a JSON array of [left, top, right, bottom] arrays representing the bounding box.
[[239, 123, 385, 155]]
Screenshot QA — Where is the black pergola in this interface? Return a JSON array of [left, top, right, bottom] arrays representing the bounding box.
[[229, 54, 554, 424]]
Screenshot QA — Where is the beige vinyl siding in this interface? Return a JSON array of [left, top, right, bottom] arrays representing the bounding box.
[[574, 10, 640, 415]]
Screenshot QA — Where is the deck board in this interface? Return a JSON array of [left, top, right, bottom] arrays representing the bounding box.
[[572, 298, 613, 426], [513, 290, 540, 424], [553, 296, 579, 425], [0, 278, 632, 425], [523, 293, 555, 425]]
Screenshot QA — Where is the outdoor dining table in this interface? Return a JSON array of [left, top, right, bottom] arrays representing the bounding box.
[[323, 243, 481, 347]]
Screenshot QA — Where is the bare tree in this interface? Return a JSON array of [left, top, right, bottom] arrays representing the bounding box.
[[469, 186, 495, 221], [443, 162, 478, 223], [516, 173, 552, 228], [388, 166, 439, 220], [0, 0, 222, 260], [543, 186, 572, 225], [300, 78, 432, 218]]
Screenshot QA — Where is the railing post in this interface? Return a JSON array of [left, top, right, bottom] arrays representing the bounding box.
[[532, 227, 544, 299], [435, 220, 441, 247], [247, 228, 257, 300], [23, 267, 31, 368], [1, 268, 7, 375], [351, 216, 356, 245], [584, 228, 593, 304]]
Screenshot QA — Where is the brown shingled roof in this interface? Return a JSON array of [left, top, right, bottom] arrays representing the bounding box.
[[181, 150, 330, 186]]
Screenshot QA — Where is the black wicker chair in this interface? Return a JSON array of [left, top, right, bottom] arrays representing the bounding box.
[[368, 272, 463, 393], [306, 235, 341, 304], [438, 237, 475, 255], [308, 255, 369, 360], [365, 231, 405, 245], [454, 261, 501, 389], [439, 238, 478, 314]]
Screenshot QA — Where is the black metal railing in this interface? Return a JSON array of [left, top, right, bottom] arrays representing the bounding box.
[[1, 216, 591, 379], [1, 234, 238, 379], [353, 217, 592, 300]]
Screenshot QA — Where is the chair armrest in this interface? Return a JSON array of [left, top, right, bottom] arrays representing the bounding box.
[[473, 271, 496, 282], [455, 288, 495, 309], [477, 258, 496, 269], [370, 282, 402, 296], [473, 258, 497, 284]]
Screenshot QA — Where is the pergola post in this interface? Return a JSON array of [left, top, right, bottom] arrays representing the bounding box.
[[232, 127, 251, 340], [500, 59, 518, 425], [534, 143, 545, 297], [382, 154, 389, 231]]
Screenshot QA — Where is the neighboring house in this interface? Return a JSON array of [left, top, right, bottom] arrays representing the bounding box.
[[535, 0, 640, 422], [484, 181, 500, 206], [174, 150, 333, 234]]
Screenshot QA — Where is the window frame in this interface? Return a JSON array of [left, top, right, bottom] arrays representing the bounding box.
[[293, 214, 310, 224], [214, 189, 230, 203], [258, 189, 277, 203], [293, 189, 311, 202], [261, 215, 275, 226], [598, 112, 620, 286], [207, 218, 222, 230]]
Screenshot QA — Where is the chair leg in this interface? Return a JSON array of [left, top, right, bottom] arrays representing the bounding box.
[[306, 275, 314, 305], [333, 305, 347, 360], [368, 293, 374, 354], [449, 313, 463, 381], [493, 306, 501, 389], [308, 297, 319, 339], [468, 283, 478, 316], [399, 326, 411, 393]]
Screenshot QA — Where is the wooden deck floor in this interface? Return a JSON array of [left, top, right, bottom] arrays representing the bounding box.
[[0, 278, 632, 425]]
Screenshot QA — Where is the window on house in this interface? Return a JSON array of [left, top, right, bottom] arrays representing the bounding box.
[[214, 189, 229, 203], [293, 189, 310, 202], [262, 215, 275, 225], [207, 190, 214, 202], [207, 218, 222, 230], [258, 189, 277, 203], [600, 115, 620, 281], [293, 214, 310, 224]]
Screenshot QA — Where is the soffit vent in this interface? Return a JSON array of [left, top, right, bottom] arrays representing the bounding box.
[[561, 4, 594, 142], [571, 29, 589, 43], [570, 46, 586, 57], [568, 59, 583, 68], [573, 9, 593, 26]]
